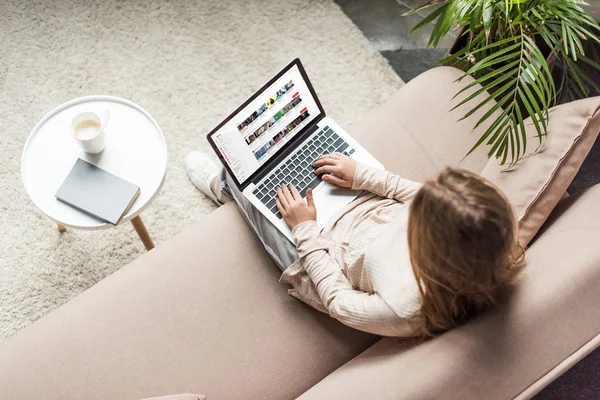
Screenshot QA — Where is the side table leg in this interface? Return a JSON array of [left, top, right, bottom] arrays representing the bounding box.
[[131, 215, 155, 251], [57, 224, 67, 233]]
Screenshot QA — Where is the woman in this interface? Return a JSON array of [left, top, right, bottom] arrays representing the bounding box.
[[186, 151, 524, 337]]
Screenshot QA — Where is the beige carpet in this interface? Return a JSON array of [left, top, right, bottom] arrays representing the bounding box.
[[0, 0, 403, 341]]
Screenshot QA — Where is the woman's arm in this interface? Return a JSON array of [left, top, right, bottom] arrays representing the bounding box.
[[313, 154, 421, 202], [351, 162, 422, 202], [274, 184, 416, 336], [293, 221, 417, 337]]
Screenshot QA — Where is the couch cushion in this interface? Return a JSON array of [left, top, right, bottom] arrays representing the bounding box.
[[298, 184, 600, 400], [349, 67, 504, 180], [0, 204, 377, 400], [481, 97, 600, 246]]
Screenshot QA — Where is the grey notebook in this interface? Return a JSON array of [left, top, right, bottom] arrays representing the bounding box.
[[56, 159, 141, 225]]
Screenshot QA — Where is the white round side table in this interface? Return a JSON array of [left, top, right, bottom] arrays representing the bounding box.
[[21, 95, 167, 250]]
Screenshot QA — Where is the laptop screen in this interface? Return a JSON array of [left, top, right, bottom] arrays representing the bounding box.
[[208, 61, 323, 187]]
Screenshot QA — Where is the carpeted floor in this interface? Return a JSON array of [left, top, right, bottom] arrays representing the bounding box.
[[0, 0, 403, 341]]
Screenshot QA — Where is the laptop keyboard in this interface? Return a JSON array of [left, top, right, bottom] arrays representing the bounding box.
[[252, 126, 355, 219]]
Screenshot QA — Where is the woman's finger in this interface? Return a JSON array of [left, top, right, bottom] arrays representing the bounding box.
[[276, 198, 287, 216], [322, 174, 348, 187], [276, 186, 289, 209], [314, 154, 330, 162], [289, 184, 301, 201], [315, 165, 340, 176], [281, 184, 295, 203], [312, 157, 337, 168], [306, 188, 316, 210]]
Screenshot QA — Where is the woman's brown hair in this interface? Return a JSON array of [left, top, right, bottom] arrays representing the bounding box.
[[407, 168, 524, 337]]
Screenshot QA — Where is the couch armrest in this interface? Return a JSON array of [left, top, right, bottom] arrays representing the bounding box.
[[299, 184, 600, 400], [349, 66, 504, 181]]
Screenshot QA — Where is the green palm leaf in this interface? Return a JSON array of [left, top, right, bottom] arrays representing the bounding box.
[[459, 33, 554, 165], [405, 0, 600, 167]]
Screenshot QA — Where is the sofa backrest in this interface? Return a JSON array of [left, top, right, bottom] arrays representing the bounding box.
[[349, 67, 501, 181]]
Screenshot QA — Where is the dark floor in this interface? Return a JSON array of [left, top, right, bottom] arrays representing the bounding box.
[[336, 0, 600, 397], [335, 0, 455, 81]]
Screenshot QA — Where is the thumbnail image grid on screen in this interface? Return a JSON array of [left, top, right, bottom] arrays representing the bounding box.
[[244, 95, 302, 146], [252, 109, 310, 160], [236, 80, 295, 133], [234, 77, 313, 162]]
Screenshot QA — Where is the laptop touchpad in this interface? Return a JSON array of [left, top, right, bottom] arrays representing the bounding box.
[[313, 182, 358, 227]]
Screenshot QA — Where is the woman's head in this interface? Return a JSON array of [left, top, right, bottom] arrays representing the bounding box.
[[408, 168, 524, 337]]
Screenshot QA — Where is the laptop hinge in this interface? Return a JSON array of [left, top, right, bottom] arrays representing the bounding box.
[[250, 122, 321, 187]]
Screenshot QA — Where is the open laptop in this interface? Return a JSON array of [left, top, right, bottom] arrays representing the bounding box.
[[207, 58, 383, 241]]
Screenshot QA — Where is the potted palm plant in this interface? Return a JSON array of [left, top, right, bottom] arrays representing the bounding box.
[[405, 0, 600, 167]]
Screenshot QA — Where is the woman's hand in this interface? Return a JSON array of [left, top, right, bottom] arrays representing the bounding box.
[[276, 184, 317, 229], [312, 152, 357, 188]]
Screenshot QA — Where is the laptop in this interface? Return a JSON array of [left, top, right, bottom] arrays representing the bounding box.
[[207, 58, 383, 241]]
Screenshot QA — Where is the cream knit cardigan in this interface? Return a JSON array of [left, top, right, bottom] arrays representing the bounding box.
[[280, 163, 423, 337]]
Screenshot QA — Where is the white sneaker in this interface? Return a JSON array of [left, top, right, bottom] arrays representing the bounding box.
[[185, 151, 221, 205]]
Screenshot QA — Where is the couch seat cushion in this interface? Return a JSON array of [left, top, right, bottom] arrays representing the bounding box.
[[0, 204, 376, 400]]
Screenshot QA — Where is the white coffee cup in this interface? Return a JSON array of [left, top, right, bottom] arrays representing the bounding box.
[[71, 111, 110, 154]]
